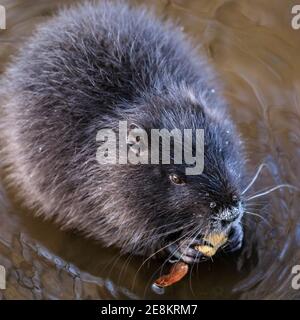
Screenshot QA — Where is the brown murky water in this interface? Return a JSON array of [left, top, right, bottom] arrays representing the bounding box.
[[0, 0, 300, 300]]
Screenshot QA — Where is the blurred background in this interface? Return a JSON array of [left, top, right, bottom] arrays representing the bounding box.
[[0, 0, 300, 299]]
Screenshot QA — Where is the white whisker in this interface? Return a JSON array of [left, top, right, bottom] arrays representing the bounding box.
[[245, 211, 271, 227], [242, 163, 267, 195], [246, 184, 299, 201]]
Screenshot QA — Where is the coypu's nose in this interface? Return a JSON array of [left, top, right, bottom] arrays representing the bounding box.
[[219, 207, 241, 227]]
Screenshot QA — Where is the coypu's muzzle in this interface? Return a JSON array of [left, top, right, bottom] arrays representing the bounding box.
[[166, 231, 227, 264], [167, 224, 243, 264]]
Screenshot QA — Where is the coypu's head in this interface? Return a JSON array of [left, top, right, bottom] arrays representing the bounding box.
[[103, 90, 246, 263]]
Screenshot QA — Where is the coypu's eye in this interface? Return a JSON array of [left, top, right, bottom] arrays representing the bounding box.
[[169, 174, 185, 185]]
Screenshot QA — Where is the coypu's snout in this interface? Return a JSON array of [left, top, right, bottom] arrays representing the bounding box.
[[167, 202, 244, 264], [212, 201, 244, 229]]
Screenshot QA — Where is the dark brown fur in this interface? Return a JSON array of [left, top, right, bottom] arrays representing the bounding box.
[[0, 1, 245, 263]]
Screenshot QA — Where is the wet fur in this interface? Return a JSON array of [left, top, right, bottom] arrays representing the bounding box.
[[0, 1, 245, 256]]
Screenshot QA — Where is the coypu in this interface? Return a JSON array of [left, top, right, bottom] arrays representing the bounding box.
[[0, 1, 245, 264]]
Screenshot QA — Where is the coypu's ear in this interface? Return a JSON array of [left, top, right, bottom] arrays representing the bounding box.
[[127, 123, 147, 145], [127, 123, 149, 162]]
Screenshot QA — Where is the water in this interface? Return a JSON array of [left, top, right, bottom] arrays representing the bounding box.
[[0, 0, 300, 299]]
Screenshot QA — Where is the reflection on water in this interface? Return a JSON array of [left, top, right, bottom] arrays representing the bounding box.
[[0, 0, 300, 299]]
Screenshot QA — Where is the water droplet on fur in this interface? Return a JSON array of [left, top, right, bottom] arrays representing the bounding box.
[[38, 147, 43, 153], [211, 88, 215, 93], [225, 141, 229, 145], [210, 201, 216, 208], [205, 192, 210, 197], [226, 130, 230, 134]]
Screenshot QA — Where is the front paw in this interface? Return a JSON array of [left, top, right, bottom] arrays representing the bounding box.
[[225, 224, 244, 253]]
